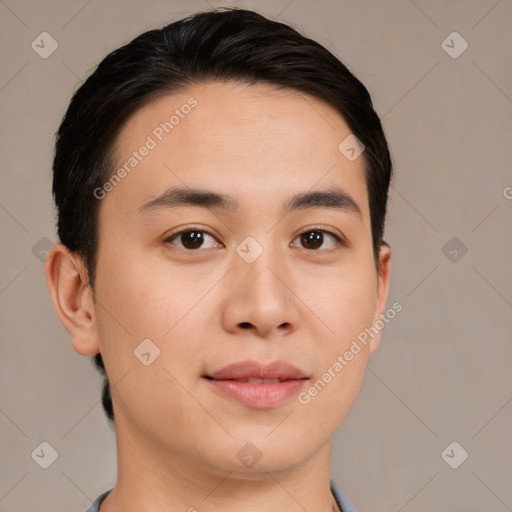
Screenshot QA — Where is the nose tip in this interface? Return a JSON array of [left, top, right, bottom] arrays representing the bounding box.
[[222, 249, 300, 338]]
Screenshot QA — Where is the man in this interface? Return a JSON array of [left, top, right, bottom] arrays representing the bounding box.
[[45, 8, 392, 512]]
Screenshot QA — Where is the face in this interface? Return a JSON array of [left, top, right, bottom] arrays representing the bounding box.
[[73, 81, 390, 477]]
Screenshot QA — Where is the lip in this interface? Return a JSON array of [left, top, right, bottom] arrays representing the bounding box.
[[207, 360, 308, 381], [204, 360, 309, 409]]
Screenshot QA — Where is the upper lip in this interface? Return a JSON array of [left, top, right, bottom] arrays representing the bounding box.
[[206, 360, 309, 381]]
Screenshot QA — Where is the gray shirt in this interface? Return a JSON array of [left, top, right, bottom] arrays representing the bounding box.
[[84, 479, 356, 512]]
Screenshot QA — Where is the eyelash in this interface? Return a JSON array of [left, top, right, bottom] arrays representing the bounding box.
[[163, 225, 346, 252]]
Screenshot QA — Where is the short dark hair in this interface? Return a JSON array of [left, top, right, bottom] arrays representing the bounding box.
[[52, 7, 393, 424]]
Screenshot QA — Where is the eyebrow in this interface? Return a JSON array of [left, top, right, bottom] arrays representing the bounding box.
[[137, 186, 362, 221]]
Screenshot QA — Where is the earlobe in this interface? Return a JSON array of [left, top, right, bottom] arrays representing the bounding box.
[[44, 243, 100, 356], [368, 242, 392, 355]]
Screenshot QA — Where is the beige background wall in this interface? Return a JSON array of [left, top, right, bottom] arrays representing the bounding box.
[[1, 1, 511, 511]]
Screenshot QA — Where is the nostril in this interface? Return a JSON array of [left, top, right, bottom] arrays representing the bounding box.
[[240, 322, 252, 329]]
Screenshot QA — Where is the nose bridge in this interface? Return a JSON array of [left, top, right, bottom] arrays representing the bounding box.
[[235, 233, 286, 292], [236, 234, 287, 291]]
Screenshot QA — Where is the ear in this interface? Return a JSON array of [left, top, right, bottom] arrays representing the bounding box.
[[44, 243, 100, 356], [368, 241, 392, 355]]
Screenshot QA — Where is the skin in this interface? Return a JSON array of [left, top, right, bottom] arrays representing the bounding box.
[[45, 81, 391, 512]]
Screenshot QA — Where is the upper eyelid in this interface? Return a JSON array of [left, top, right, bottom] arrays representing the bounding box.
[[164, 226, 345, 248], [165, 226, 221, 243]]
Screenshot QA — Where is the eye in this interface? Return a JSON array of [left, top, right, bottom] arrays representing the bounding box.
[[164, 227, 222, 251], [164, 226, 345, 252], [291, 228, 344, 251]]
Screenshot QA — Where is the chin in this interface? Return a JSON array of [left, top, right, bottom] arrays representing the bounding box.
[[200, 432, 318, 476]]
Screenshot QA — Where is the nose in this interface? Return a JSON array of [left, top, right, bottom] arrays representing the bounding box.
[[221, 241, 300, 338]]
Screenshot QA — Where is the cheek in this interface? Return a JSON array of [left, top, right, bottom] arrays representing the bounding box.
[[296, 263, 376, 415], [92, 260, 205, 424], [302, 263, 377, 349], [94, 248, 183, 334], [93, 250, 214, 368]]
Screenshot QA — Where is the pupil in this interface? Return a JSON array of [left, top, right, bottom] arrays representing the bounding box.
[[183, 230, 203, 249], [303, 231, 322, 249]]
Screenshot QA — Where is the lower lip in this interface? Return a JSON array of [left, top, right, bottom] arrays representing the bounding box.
[[205, 378, 308, 408]]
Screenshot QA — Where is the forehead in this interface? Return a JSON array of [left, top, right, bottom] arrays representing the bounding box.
[[106, 80, 369, 222]]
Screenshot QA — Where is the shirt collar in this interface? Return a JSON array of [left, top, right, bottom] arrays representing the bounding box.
[[330, 478, 357, 512]]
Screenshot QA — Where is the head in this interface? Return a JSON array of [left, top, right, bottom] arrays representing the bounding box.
[[46, 7, 392, 474]]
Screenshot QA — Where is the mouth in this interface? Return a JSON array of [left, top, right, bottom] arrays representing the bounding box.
[[204, 377, 299, 383], [203, 360, 309, 408]]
